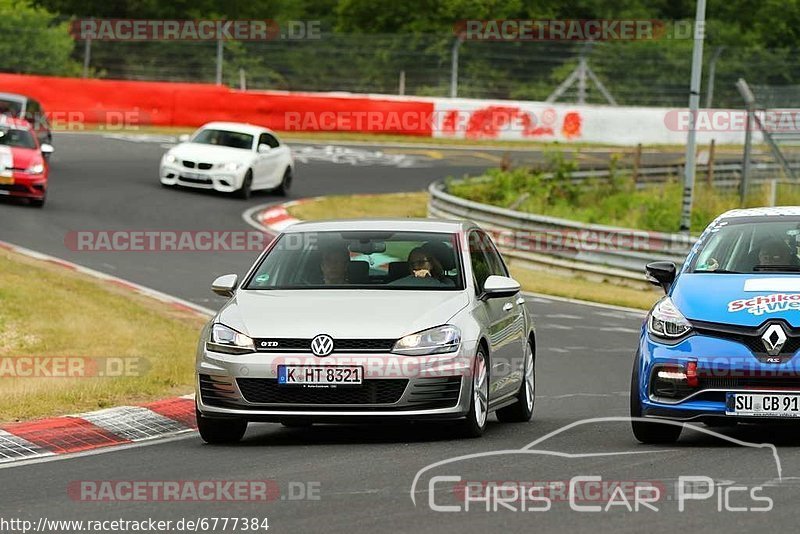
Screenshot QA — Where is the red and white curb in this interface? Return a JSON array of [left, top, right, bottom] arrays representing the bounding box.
[[0, 397, 197, 464], [252, 198, 319, 233], [0, 240, 215, 464]]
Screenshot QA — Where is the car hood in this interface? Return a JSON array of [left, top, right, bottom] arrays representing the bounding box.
[[672, 273, 800, 327], [217, 290, 471, 339], [168, 142, 254, 164], [0, 145, 41, 171]]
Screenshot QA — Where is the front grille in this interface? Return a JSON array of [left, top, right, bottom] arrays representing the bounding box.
[[237, 378, 408, 405], [179, 175, 212, 185], [691, 319, 800, 363], [197, 162, 213, 170], [253, 338, 396, 353], [0, 184, 28, 192], [182, 160, 195, 168], [700, 376, 800, 390], [406, 377, 462, 409]]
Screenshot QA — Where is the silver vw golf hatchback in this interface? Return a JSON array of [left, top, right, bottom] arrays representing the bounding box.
[[196, 219, 536, 442]]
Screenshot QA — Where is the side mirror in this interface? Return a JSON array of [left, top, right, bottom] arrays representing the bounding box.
[[645, 261, 676, 293], [482, 275, 521, 300], [178, 134, 191, 143], [211, 274, 239, 297], [257, 143, 271, 153], [40, 143, 54, 154]]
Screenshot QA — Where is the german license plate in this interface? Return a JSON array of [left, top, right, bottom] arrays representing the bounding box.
[[182, 171, 202, 180], [726, 393, 800, 417], [277, 365, 363, 386]]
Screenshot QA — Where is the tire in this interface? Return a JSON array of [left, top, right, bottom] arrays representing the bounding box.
[[630, 352, 682, 444], [196, 409, 247, 444], [236, 170, 253, 200], [30, 197, 45, 208], [496, 339, 535, 423], [457, 346, 489, 438], [274, 167, 292, 196]]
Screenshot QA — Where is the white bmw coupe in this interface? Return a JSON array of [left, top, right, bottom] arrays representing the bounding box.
[[160, 122, 294, 199]]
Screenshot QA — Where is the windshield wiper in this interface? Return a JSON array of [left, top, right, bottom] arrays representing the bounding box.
[[694, 269, 742, 274], [753, 264, 800, 272]]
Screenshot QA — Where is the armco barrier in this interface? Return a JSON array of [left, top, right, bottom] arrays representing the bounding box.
[[428, 180, 697, 283]]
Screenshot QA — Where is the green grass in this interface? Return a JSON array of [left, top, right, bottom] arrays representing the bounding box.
[[448, 167, 800, 234], [287, 192, 429, 220], [0, 249, 205, 422]]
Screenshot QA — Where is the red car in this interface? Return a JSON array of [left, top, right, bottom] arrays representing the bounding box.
[[0, 117, 52, 207]]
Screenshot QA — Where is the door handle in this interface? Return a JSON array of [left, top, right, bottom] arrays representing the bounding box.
[[516, 297, 526, 306], [503, 302, 513, 312]]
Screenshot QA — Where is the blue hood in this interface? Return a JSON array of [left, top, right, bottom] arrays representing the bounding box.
[[672, 273, 800, 327]]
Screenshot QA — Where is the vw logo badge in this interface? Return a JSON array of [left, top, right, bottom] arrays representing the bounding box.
[[311, 334, 334, 357]]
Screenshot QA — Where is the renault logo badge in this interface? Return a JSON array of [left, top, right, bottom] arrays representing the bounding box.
[[762, 324, 787, 356]]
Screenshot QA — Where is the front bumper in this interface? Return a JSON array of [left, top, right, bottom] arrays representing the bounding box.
[[160, 164, 241, 193], [638, 332, 800, 420], [0, 173, 46, 199], [195, 341, 477, 421]]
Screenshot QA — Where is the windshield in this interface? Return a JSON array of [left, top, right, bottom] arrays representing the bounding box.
[[191, 129, 254, 150], [0, 99, 22, 117], [246, 231, 464, 290], [0, 127, 36, 149], [692, 217, 800, 273]]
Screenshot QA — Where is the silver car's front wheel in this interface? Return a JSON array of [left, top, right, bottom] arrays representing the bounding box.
[[458, 347, 489, 437]]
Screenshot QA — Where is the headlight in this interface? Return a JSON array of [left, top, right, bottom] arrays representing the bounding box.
[[392, 325, 461, 356], [25, 162, 44, 174], [207, 323, 255, 354], [164, 153, 177, 164], [648, 297, 692, 339], [219, 162, 242, 172]]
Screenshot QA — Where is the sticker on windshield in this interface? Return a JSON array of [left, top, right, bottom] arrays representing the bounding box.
[[728, 293, 800, 315]]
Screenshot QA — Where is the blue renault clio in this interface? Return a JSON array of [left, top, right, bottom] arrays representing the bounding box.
[[632, 207, 800, 443]]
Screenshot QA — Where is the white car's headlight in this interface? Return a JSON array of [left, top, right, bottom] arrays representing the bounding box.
[[648, 297, 692, 340], [219, 162, 242, 172], [25, 162, 44, 174], [392, 325, 461, 356], [164, 153, 177, 164], [207, 323, 255, 354]]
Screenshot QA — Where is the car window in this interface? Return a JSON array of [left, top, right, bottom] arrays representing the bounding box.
[[245, 230, 463, 290], [469, 231, 492, 293], [259, 133, 280, 149], [0, 99, 23, 117], [479, 232, 509, 277], [0, 127, 37, 149], [192, 129, 254, 150], [692, 217, 800, 273]]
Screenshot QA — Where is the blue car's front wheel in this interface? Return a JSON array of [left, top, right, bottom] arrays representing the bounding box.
[[630, 351, 683, 444]]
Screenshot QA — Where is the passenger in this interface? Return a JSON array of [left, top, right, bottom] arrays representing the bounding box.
[[320, 245, 350, 285]]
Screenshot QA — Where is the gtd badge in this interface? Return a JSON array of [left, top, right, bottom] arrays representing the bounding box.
[[311, 334, 334, 357], [260, 341, 279, 348]]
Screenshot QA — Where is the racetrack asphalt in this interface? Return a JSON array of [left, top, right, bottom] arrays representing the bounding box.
[[1, 133, 799, 533]]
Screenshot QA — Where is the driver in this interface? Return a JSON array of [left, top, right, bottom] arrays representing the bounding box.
[[757, 240, 795, 267]]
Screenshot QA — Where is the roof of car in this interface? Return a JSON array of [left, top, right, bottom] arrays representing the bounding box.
[[198, 121, 272, 136], [282, 218, 479, 233], [0, 93, 27, 103], [718, 206, 800, 220]]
